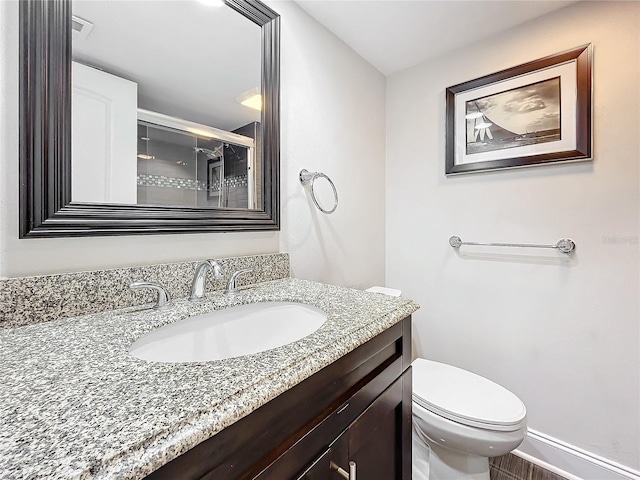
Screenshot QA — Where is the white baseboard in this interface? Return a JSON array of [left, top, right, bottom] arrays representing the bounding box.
[[514, 429, 640, 480]]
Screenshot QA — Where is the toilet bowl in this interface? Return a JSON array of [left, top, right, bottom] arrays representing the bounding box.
[[364, 287, 526, 480], [412, 359, 527, 480]]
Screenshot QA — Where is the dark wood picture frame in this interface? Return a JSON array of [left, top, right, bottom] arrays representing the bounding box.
[[19, 0, 280, 237], [445, 44, 592, 175]]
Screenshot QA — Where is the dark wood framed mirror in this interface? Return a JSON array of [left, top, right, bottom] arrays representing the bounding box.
[[19, 0, 279, 238]]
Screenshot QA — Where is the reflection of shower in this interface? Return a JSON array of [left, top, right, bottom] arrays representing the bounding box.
[[194, 146, 223, 158], [196, 145, 224, 208]]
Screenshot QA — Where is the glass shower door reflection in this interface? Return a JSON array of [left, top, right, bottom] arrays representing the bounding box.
[[206, 158, 224, 208], [136, 120, 256, 209], [136, 123, 198, 207]]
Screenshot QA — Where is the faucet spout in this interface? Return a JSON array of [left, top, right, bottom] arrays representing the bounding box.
[[190, 259, 224, 300]]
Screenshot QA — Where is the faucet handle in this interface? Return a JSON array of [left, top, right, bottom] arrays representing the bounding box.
[[224, 268, 253, 295], [130, 282, 172, 309]]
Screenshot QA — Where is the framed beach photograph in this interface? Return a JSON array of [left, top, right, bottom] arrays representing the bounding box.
[[445, 44, 592, 175]]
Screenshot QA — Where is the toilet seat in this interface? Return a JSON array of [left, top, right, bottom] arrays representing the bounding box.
[[412, 359, 526, 432]]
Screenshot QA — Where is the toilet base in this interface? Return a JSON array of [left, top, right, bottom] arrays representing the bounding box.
[[429, 442, 490, 480], [412, 422, 430, 480], [413, 420, 490, 480]]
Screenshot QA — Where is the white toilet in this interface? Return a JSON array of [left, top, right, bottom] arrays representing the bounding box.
[[364, 287, 527, 480], [412, 359, 527, 480]]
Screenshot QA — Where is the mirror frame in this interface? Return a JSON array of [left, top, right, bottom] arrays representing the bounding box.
[[19, 0, 280, 238]]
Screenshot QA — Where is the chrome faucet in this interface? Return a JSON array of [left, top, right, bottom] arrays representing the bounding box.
[[190, 259, 224, 300], [130, 282, 172, 309], [224, 268, 253, 295]]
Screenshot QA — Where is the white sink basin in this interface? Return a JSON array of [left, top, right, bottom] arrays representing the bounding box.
[[129, 302, 327, 363]]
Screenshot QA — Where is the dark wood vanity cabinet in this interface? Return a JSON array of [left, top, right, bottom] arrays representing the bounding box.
[[295, 376, 406, 480], [146, 316, 412, 480]]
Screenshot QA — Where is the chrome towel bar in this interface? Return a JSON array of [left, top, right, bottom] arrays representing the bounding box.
[[449, 236, 576, 254]]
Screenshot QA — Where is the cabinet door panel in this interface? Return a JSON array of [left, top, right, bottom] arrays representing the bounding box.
[[296, 433, 349, 480], [349, 379, 403, 480], [329, 432, 350, 480], [297, 449, 331, 480]]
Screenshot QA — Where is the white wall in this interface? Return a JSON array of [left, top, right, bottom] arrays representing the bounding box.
[[0, 0, 386, 285], [386, 0, 639, 473], [273, 0, 386, 288]]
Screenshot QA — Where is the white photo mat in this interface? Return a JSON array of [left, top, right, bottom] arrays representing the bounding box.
[[454, 61, 577, 166]]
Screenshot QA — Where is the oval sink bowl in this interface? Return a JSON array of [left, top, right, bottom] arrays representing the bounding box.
[[129, 302, 327, 363]]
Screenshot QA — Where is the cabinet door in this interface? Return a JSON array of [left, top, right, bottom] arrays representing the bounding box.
[[296, 449, 332, 480], [297, 430, 349, 480], [298, 378, 405, 480], [347, 378, 403, 480], [296, 434, 349, 480]]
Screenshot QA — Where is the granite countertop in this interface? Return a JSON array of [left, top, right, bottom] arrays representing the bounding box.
[[0, 278, 419, 480]]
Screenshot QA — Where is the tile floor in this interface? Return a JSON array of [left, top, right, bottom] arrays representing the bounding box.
[[490, 454, 569, 480]]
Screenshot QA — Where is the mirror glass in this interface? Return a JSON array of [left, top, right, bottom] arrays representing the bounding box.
[[71, 0, 262, 210], [19, 0, 279, 237]]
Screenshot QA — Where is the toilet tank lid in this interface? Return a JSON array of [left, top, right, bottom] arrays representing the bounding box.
[[412, 359, 526, 429]]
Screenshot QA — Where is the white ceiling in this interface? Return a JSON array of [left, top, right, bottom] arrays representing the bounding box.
[[294, 0, 580, 75], [72, 0, 262, 131], [70, 0, 580, 130]]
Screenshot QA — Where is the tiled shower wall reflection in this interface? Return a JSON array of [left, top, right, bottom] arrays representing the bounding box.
[[136, 121, 258, 209]]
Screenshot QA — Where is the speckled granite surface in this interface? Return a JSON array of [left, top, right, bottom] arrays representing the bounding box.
[[0, 278, 419, 479], [0, 253, 289, 328]]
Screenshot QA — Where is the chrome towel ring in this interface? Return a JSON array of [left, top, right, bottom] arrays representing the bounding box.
[[299, 169, 339, 214]]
